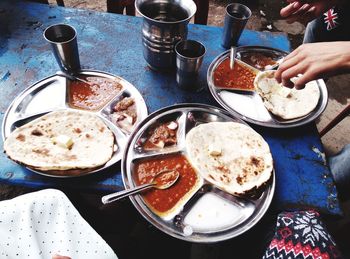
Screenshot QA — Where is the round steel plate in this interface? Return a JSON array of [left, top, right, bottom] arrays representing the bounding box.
[[122, 103, 275, 243], [2, 70, 148, 178], [207, 46, 328, 128]]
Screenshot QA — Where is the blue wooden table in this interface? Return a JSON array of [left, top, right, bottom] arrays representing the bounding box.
[[0, 0, 341, 216]]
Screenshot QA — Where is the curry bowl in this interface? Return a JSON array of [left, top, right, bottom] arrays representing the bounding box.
[[122, 103, 275, 243]]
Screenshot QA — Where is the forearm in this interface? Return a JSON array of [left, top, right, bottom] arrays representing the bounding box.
[[339, 45, 350, 72]]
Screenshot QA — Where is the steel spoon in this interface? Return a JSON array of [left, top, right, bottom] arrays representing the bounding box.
[[56, 70, 92, 84], [101, 169, 180, 204]]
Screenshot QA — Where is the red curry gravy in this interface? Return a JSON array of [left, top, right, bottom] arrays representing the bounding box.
[[213, 58, 257, 91], [134, 154, 198, 214], [68, 77, 122, 111]]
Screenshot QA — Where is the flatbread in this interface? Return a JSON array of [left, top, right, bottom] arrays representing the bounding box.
[[185, 122, 273, 195], [4, 110, 115, 171], [254, 70, 320, 120]]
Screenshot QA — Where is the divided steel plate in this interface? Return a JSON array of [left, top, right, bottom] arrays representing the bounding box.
[[207, 46, 328, 128], [2, 70, 148, 177], [122, 103, 275, 243]]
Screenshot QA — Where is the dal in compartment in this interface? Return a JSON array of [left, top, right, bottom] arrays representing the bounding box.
[[68, 76, 123, 111], [213, 58, 257, 91], [134, 154, 202, 219]]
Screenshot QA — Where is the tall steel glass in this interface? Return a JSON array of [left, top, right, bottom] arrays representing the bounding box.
[[222, 3, 251, 49], [44, 24, 81, 74], [175, 40, 205, 91]]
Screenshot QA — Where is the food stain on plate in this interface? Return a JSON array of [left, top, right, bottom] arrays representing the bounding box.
[[213, 58, 258, 91], [239, 52, 281, 71], [68, 76, 123, 111], [133, 153, 202, 220], [183, 192, 254, 232]]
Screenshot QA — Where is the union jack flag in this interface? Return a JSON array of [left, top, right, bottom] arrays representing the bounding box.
[[324, 8, 339, 31]]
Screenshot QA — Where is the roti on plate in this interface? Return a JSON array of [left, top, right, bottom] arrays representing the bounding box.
[[4, 109, 115, 171], [254, 70, 320, 120], [185, 121, 273, 195]]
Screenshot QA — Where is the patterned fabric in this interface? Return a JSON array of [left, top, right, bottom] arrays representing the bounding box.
[[303, 4, 350, 43], [0, 189, 118, 259], [323, 8, 339, 31], [263, 210, 343, 259]]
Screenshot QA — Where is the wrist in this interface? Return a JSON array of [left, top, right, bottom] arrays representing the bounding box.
[[342, 59, 350, 72], [340, 43, 350, 72]]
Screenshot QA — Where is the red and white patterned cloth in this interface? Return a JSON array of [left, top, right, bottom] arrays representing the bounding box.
[[324, 8, 339, 31], [263, 210, 343, 259]]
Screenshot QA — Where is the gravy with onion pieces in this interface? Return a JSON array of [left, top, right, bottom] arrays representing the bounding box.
[[68, 77, 123, 111], [213, 58, 257, 91], [134, 154, 200, 217], [240, 52, 278, 70], [143, 121, 178, 150]]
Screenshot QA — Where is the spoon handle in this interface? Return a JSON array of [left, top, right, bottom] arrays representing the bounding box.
[[101, 183, 154, 204], [230, 46, 236, 69]]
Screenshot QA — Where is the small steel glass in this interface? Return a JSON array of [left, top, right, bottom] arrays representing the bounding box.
[[175, 40, 206, 91], [44, 24, 81, 74], [222, 3, 251, 49]]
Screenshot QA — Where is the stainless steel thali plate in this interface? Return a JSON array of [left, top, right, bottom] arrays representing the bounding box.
[[122, 103, 275, 243], [207, 46, 328, 128], [2, 70, 148, 178]]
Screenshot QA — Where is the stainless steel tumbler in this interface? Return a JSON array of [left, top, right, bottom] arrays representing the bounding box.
[[135, 0, 197, 71], [44, 24, 81, 74], [222, 3, 251, 49], [175, 39, 205, 91]]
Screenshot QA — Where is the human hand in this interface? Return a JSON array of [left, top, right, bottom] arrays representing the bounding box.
[[280, 0, 337, 24], [275, 41, 350, 89]]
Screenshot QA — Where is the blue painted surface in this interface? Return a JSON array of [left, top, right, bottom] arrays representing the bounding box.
[[0, 0, 341, 215]]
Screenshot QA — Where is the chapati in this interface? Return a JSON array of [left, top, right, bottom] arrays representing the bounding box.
[[185, 122, 273, 195], [254, 70, 320, 120], [4, 110, 115, 171]]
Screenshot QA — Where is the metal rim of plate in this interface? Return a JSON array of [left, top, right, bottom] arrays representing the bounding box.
[[1, 69, 148, 178], [122, 103, 275, 243], [207, 46, 328, 128]]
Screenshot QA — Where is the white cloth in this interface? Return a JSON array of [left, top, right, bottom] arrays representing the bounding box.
[[0, 189, 118, 259]]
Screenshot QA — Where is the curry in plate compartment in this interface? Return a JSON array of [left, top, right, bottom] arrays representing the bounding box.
[[68, 76, 123, 111], [110, 96, 137, 133], [134, 154, 201, 219], [143, 120, 179, 150], [239, 52, 280, 70], [213, 58, 257, 91]]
